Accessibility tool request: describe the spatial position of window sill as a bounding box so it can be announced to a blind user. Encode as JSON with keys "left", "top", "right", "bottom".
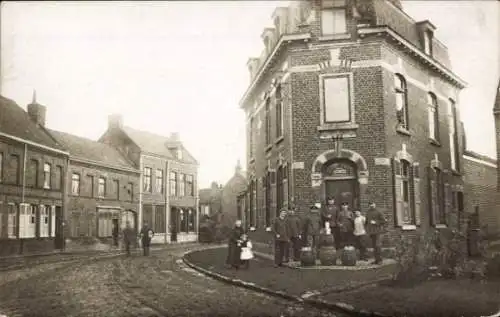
{"left": 275, "top": 136, "right": 284, "bottom": 145}
{"left": 435, "top": 224, "right": 447, "bottom": 229}
{"left": 429, "top": 138, "right": 441, "bottom": 147}
{"left": 265, "top": 144, "right": 273, "bottom": 152}
{"left": 317, "top": 123, "right": 359, "bottom": 132}
{"left": 318, "top": 33, "right": 351, "bottom": 41}
{"left": 396, "top": 126, "right": 412, "bottom": 136}
{"left": 401, "top": 225, "right": 417, "bottom": 231}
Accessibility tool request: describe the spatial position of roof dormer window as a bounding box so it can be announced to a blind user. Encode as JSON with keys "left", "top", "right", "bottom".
{"left": 423, "top": 30, "right": 432, "bottom": 56}
{"left": 417, "top": 20, "right": 436, "bottom": 57}
{"left": 177, "top": 148, "right": 183, "bottom": 160}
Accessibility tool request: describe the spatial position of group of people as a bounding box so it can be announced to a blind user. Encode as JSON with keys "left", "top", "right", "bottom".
{"left": 226, "top": 198, "right": 387, "bottom": 269}
{"left": 116, "top": 221, "right": 156, "bottom": 256}
{"left": 225, "top": 220, "right": 254, "bottom": 269}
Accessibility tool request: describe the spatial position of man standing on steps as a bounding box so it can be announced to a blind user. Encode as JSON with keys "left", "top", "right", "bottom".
{"left": 140, "top": 221, "right": 154, "bottom": 256}
{"left": 286, "top": 206, "right": 302, "bottom": 262}
{"left": 365, "top": 202, "right": 387, "bottom": 265}
{"left": 273, "top": 209, "right": 289, "bottom": 267}
{"left": 322, "top": 197, "right": 340, "bottom": 250}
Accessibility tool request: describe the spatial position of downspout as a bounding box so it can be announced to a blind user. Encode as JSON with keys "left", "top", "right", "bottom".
{"left": 21, "top": 144, "right": 27, "bottom": 203}
{"left": 62, "top": 155, "right": 70, "bottom": 250}
{"left": 165, "top": 159, "right": 169, "bottom": 244}
{"left": 195, "top": 170, "right": 199, "bottom": 242}
{"left": 138, "top": 155, "right": 143, "bottom": 230}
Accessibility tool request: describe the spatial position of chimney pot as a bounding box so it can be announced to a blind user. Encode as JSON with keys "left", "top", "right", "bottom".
{"left": 108, "top": 114, "right": 123, "bottom": 130}
{"left": 27, "top": 101, "right": 47, "bottom": 127}
{"left": 170, "top": 132, "right": 180, "bottom": 142}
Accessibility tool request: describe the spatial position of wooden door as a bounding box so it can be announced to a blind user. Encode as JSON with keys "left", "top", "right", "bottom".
{"left": 325, "top": 179, "right": 357, "bottom": 210}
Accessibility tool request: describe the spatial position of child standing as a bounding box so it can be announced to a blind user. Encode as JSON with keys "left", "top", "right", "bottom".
{"left": 353, "top": 210, "right": 368, "bottom": 261}
{"left": 239, "top": 233, "right": 254, "bottom": 269}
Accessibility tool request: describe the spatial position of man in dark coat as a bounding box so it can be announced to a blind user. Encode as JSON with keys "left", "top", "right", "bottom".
{"left": 286, "top": 206, "right": 302, "bottom": 261}
{"left": 123, "top": 221, "right": 136, "bottom": 256}
{"left": 365, "top": 202, "right": 387, "bottom": 264}
{"left": 303, "top": 203, "right": 322, "bottom": 258}
{"left": 226, "top": 220, "right": 244, "bottom": 269}
{"left": 338, "top": 202, "right": 354, "bottom": 248}
{"left": 322, "top": 197, "right": 341, "bottom": 250}
{"left": 273, "top": 209, "right": 289, "bottom": 267}
{"left": 140, "top": 221, "right": 154, "bottom": 256}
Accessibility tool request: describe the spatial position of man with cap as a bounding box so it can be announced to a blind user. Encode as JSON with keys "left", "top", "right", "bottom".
{"left": 286, "top": 205, "right": 302, "bottom": 262}
{"left": 365, "top": 202, "right": 387, "bottom": 264}
{"left": 338, "top": 202, "right": 354, "bottom": 248}
{"left": 273, "top": 209, "right": 290, "bottom": 267}
{"left": 303, "top": 203, "right": 322, "bottom": 258}
{"left": 323, "top": 197, "right": 341, "bottom": 250}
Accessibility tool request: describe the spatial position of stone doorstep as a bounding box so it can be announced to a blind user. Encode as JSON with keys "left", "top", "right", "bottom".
{"left": 253, "top": 251, "right": 396, "bottom": 270}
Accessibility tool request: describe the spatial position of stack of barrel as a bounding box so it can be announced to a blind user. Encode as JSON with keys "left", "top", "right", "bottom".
{"left": 318, "top": 232, "right": 337, "bottom": 265}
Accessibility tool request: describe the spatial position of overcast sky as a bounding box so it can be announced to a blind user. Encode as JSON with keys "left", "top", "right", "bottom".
{"left": 1, "top": 1, "right": 498, "bottom": 188}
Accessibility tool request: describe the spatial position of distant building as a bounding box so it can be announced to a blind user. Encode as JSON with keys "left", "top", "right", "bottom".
{"left": 47, "top": 129, "right": 140, "bottom": 244}
{"left": 199, "top": 182, "right": 222, "bottom": 218}
{"left": 100, "top": 115, "right": 199, "bottom": 243}
{"left": 240, "top": 0, "right": 467, "bottom": 244}
{"left": 0, "top": 94, "right": 69, "bottom": 256}
{"left": 221, "top": 161, "right": 247, "bottom": 227}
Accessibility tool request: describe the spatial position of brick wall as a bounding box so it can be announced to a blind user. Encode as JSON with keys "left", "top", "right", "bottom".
{"left": 463, "top": 154, "right": 500, "bottom": 234}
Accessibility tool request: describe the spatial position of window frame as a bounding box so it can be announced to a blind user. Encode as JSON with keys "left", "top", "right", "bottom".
{"left": 186, "top": 174, "right": 194, "bottom": 196}
{"left": 179, "top": 173, "right": 186, "bottom": 197}
{"left": 28, "top": 159, "right": 39, "bottom": 187}
{"left": 448, "top": 98, "right": 460, "bottom": 172}
{"left": 265, "top": 97, "right": 271, "bottom": 146}
{"left": 155, "top": 169, "right": 164, "bottom": 194}
{"left": 169, "top": 171, "right": 177, "bottom": 197}
{"left": 320, "top": 0, "right": 348, "bottom": 36}
{"left": 7, "top": 203, "right": 17, "bottom": 239}
{"left": 275, "top": 84, "right": 283, "bottom": 139}
{"left": 423, "top": 30, "right": 433, "bottom": 56}
{"left": 318, "top": 72, "right": 356, "bottom": 130}
{"left": 43, "top": 163, "right": 51, "bottom": 189}
{"left": 249, "top": 117, "right": 254, "bottom": 158}
{"left": 98, "top": 177, "right": 106, "bottom": 198}
{"left": 0, "top": 152, "right": 3, "bottom": 183}
{"left": 143, "top": 167, "right": 152, "bottom": 193}
{"left": 427, "top": 92, "right": 440, "bottom": 142}
{"left": 394, "top": 74, "right": 409, "bottom": 130}
{"left": 10, "top": 154, "right": 20, "bottom": 185}
{"left": 71, "top": 173, "right": 80, "bottom": 196}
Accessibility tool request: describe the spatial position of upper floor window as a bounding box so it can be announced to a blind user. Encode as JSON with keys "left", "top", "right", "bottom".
{"left": 113, "top": 180, "right": 119, "bottom": 199}
{"left": 87, "top": 175, "right": 94, "bottom": 197}
{"left": 427, "top": 93, "right": 440, "bottom": 142}
{"left": 156, "top": 169, "right": 164, "bottom": 193}
{"left": 321, "top": 74, "right": 351, "bottom": 124}
{"left": 448, "top": 99, "right": 460, "bottom": 172}
{"left": 143, "top": 167, "right": 152, "bottom": 192}
{"left": 128, "top": 182, "right": 134, "bottom": 201}
{"left": 275, "top": 85, "right": 283, "bottom": 139}
{"left": 0, "top": 153, "right": 3, "bottom": 182}
{"left": 176, "top": 148, "right": 183, "bottom": 160}
{"left": 321, "top": 0, "right": 347, "bottom": 35}
{"left": 186, "top": 174, "right": 194, "bottom": 196}
{"left": 423, "top": 30, "right": 433, "bottom": 56}
{"left": 179, "top": 173, "right": 186, "bottom": 197}
{"left": 265, "top": 97, "right": 271, "bottom": 146}
{"left": 27, "top": 159, "right": 39, "bottom": 187}
{"left": 249, "top": 117, "right": 255, "bottom": 157}
{"left": 43, "top": 163, "right": 51, "bottom": 189}
{"left": 169, "top": 171, "right": 177, "bottom": 196}
{"left": 54, "top": 166, "right": 63, "bottom": 190}
{"left": 429, "top": 167, "right": 446, "bottom": 226}
{"left": 7, "top": 154, "right": 20, "bottom": 185}
{"left": 98, "top": 177, "right": 106, "bottom": 197}
{"left": 71, "top": 173, "right": 80, "bottom": 195}
{"left": 395, "top": 74, "right": 409, "bottom": 130}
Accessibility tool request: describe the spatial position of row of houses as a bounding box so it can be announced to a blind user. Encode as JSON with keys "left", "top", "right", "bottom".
{"left": 231, "top": 0, "right": 500, "bottom": 245}
{"left": 0, "top": 94, "right": 199, "bottom": 256}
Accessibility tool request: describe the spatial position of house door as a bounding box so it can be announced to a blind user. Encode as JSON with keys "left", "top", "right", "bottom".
{"left": 54, "top": 206, "right": 64, "bottom": 250}
{"left": 170, "top": 207, "right": 178, "bottom": 242}
{"left": 325, "top": 179, "right": 358, "bottom": 210}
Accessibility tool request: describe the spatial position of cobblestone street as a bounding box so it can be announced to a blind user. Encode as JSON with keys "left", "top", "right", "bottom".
{"left": 0, "top": 245, "right": 344, "bottom": 317}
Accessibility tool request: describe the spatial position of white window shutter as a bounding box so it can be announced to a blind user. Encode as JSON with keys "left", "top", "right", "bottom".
{"left": 50, "top": 206, "right": 56, "bottom": 237}
{"left": 413, "top": 163, "right": 421, "bottom": 226}
{"left": 393, "top": 159, "right": 404, "bottom": 226}
{"left": 39, "top": 205, "right": 45, "bottom": 237}
{"left": 19, "top": 203, "right": 28, "bottom": 238}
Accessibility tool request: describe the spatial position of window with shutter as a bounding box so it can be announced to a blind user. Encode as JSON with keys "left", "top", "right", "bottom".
{"left": 50, "top": 206, "right": 56, "bottom": 237}
{"left": 393, "top": 159, "right": 404, "bottom": 226}
{"left": 444, "top": 183, "right": 452, "bottom": 224}
{"left": 19, "top": 203, "right": 28, "bottom": 238}
{"left": 413, "top": 163, "right": 421, "bottom": 226}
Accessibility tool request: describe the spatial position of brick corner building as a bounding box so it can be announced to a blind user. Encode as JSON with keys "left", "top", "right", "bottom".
{"left": 239, "top": 0, "right": 468, "bottom": 244}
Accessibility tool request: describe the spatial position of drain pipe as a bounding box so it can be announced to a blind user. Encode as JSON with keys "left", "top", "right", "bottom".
{"left": 21, "top": 144, "right": 27, "bottom": 202}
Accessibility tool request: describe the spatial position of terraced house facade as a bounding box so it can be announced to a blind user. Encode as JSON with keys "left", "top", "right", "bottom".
{"left": 100, "top": 116, "right": 199, "bottom": 243}
{"left": 240, "top": 0, "right": 468, "bottom": 244}
{"left": 0, "top": 95, "right": 68, "bottom": 256}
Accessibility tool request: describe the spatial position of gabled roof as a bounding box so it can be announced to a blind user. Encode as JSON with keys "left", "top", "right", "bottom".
{"left": 0, "top": 95, "right": 66, "bottom": 152}
{"left": 121, "top": 126, "right": 198, "bottom": 164}
{"left": 48, "top": 129, "right": 137, "bottom": 170}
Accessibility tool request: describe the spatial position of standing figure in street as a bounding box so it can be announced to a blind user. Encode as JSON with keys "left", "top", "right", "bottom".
{"left": 140, "top": 221, "right": 154, "bottom": 256}
{"left": 322, "top": 197, "right": 340, "bottom": 250}
{"left": 303, "top": 203, "right": 322, "bottom": 258}
{"left": 338, "top": 202, "right": 354, "bottom": 248}
{"left": 365, "top": 202, "right": 387, "bottom": 264}
{"left": 353, "top": 210, "right": 368, "bottom": 261}
{"left": 238, "top": 233, "right": 254, "bottom": 270}
{"left": 112, "top": 222, "right": 119, "bottom": 247}
{"left": 226, "top": 220, "right": 245, "bottom": 269}
{"left": 123, "top": 221, "right": 136, "bottom": 256}
{"left": 273, "top": 209, "right": 289, "bottom": 267}
{"left": 286, "top": 206, "right": 302, "bottom": 262}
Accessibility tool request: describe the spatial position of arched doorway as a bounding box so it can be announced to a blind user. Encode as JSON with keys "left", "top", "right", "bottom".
{"left": 322, "top": 159, "right": 359, "bottom": 210}
{"left": 121, "top": 209, "right": 136, "bottom": 231}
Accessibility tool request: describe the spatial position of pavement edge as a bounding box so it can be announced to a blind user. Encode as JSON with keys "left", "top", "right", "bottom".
{"left": 182, "top": 248, "right": 393, "bottom": 317}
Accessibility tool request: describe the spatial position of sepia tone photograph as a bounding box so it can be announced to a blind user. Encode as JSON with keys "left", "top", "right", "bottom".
{"left": 0, "top": 1, "right": 499, "bottom": 316}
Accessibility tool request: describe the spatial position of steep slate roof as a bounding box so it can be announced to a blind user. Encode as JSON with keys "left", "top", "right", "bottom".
{"left": 48, "top": 129, "right": 137, "bottom": 170}
{"left": 121, "top": 126, "right": 198, "bottom": 164}
{"left": 0, "top": 95, "right": 66, "bottom": 151}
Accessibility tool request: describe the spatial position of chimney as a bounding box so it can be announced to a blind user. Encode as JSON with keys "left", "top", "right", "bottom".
{"left": 235, "top": 159, "right": 242, "bottom": 175}
{"left": 170, "top": 132, "right": 180, "bottom": 143}
{"left": 108, "top": 114, "right": 123, "bottom": 130}
{"left": 27, "top": 90, "right": 47, "bottom": 127}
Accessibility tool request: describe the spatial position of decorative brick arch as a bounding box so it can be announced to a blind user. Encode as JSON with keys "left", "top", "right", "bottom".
{"left": 312, "top": 149, "right": 369, "bottom": 182}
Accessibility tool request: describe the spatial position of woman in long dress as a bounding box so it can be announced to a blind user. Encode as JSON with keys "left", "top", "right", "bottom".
{"left": 226, "top": 220, "right": 244, "bottom": 269}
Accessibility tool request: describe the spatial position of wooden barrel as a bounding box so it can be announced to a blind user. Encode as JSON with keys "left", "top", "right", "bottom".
{"left": 341, "top": 246, "right": 357, "bottom": 266}
{"left": 300, "top": 246, "right": 316, "bottom": 267}
{"left": 319, "top": 234, "right": 335, "bottom": 247}
{"left": 318, "top": 246, "right": 337, "bottom": 266}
